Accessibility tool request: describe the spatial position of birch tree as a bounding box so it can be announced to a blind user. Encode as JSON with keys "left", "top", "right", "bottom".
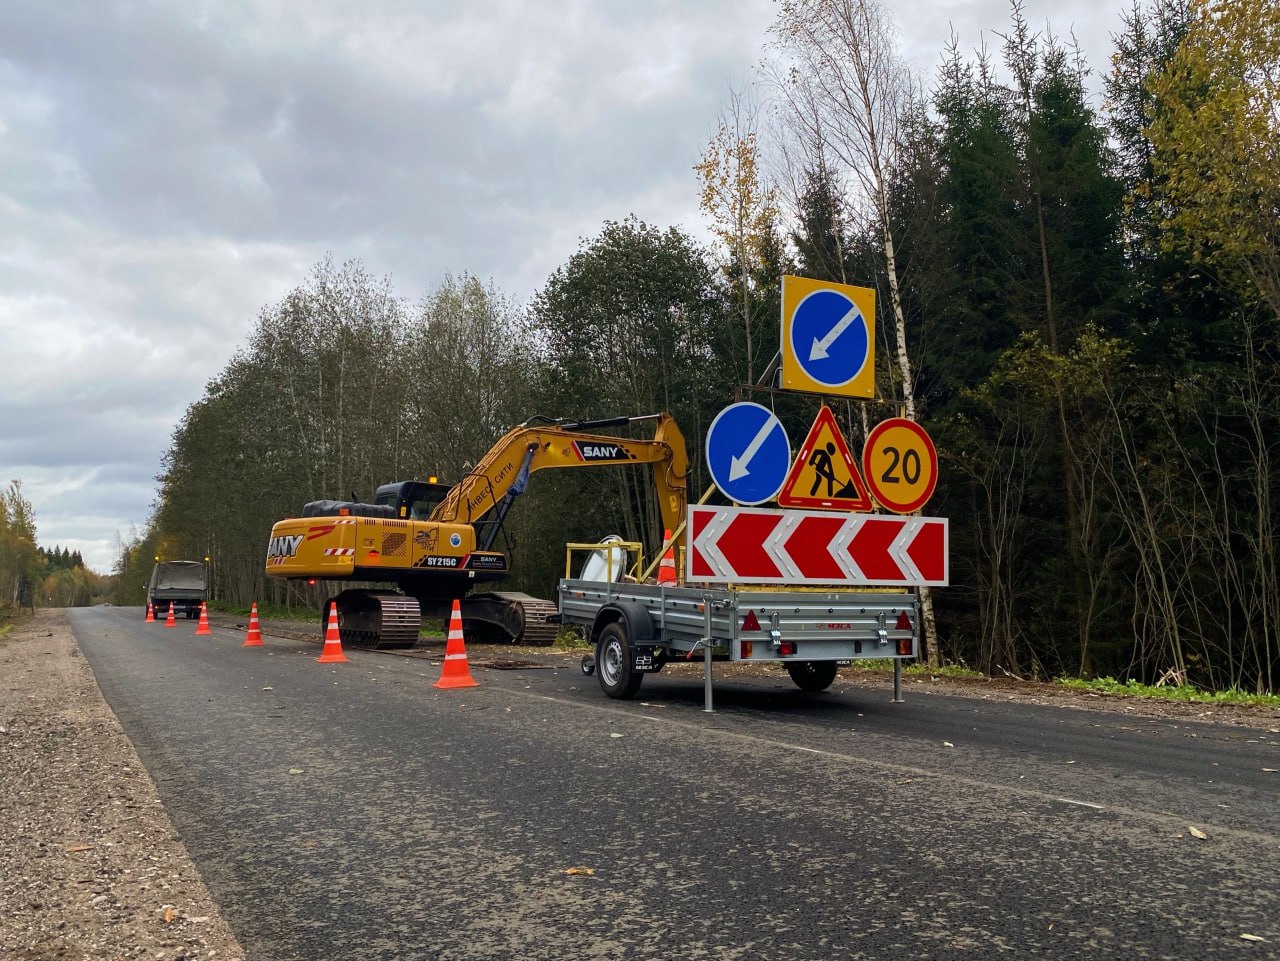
{"left": 769, "top": 0, "right": 941, "bottom": 664}
{"left": 0, "top": 481, "right": 38, "bottom": 612}
{"left": 769, "top": 0, "right": 919, "bottom": 418}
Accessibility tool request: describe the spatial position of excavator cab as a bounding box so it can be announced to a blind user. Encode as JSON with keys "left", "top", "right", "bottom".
{"left": 373, "top": 480, "right": 453, "bottom": 521}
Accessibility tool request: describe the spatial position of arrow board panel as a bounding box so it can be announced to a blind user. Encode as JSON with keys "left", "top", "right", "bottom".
{"left": 688, "top": 504, "right": 948, "bottom": 587}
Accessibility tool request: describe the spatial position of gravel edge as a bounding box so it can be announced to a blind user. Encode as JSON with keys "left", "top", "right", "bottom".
{"left": 0, "top": 608, "right": 245, "bottom": 960}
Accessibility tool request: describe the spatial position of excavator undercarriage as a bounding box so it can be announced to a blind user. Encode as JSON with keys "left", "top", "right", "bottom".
{"left": 324, "top": 590, "right": 422, "bottom": 649}
{"left": 323, "top": 589, "right": 561, "bottom": 650}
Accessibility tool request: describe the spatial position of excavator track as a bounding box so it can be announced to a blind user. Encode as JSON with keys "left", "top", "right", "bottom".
{"left": 461, "top": 592, "right": 560, "bottom": 646}
{"left": 327, "top": 590, "right": 421, "bottom": 649}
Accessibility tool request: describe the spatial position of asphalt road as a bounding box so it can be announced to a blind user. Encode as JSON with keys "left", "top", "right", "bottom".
{"left": 71, "top": 606, "right": 1279, "bottom": 960}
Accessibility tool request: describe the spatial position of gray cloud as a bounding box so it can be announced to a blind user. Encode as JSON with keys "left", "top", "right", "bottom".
{"left": 0, "top": 0, "right": 1124, "bottom": 573}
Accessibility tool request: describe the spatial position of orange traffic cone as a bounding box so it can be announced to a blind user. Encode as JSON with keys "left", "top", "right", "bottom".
{"left": 145, "top": 602, "right": 155, "bottom": 623}
{"left": 242, "top": 602, "right": 264, "bottom": 647}
{"left": 657, "top": 529, "right": 677, "bottom": 584}
{"left": 164, "top": 602, "right": 177, "bottom": 627}
{"left": 316, "top": 602, "right": 348, "bottom": 664}
{"left": 194, "top": 601, "right": 211, "bottom": 636}
{"left": 434, "top": 599, "right": 477, "bottom": 689}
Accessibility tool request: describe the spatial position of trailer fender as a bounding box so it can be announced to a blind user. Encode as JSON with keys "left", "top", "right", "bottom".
{"left": 589, "top": 601, "right": 656, "bottom": 646}
{"left": 586, "top": 601, "right": 666, "bottom": 675}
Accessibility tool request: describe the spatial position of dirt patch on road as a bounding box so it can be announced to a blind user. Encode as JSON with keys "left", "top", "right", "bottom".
{"left": 0, "top": 609, "right": 245, "bottom": 960}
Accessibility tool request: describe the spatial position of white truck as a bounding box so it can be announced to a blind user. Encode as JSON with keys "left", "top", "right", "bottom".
{"left": 559, "top": 537, "right": 919, "bottom": 705}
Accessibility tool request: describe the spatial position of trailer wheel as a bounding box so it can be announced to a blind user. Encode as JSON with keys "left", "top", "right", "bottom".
{"left": 786, "top": 660, "right": 838, "bottom": 692}
{"left": 596, "top": 622, "right": 643, "bottom": 700}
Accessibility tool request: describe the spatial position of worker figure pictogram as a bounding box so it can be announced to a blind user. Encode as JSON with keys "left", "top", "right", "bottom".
{"left": 808, "top": 442, "right": 862, "bottom": 500}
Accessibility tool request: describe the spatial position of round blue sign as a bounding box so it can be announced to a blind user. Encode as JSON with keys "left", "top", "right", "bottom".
{"left": 705, "top": 402, "right": 791, "bottom": 506}
{"left": 789, "top": 289, "right": 870, "bottom": 388}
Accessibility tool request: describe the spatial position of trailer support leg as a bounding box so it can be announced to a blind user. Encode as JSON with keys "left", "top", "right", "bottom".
{"left": 702, "top": 601, "right": 714, "bottom": 714}
{"left": 892, "top": 659, "right": 904, "bottom": 703}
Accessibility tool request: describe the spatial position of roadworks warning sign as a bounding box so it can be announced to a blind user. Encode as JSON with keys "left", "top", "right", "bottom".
{"left": 778, "top": 406, "right": 873, "bottom": 511}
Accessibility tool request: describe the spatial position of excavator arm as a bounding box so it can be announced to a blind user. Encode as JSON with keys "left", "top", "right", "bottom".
{"left": 431, "top": 412, "right": 689, "bottom": 542}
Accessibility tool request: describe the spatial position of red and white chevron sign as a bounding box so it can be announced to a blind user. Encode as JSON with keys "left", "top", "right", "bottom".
{"left": 688, "top": 505, "right": 948, "bottom": 586}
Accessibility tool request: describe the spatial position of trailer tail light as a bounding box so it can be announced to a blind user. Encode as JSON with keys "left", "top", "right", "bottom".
{"left": 306, "top": 578, "right": 316, "bottom": 586}
{"left": 742, "top": 610, "right": 760, "bottom": 631}
{"left": 740, "top": 640, "right": 753, "bottom": 659}
{"left": 895, "top": 611, "right": 912, "bottom": 630}
{"left": 778, "top": 641, "right": 796, "bottom": 656}
{"left": 367, "top": 550, "right": 380, "bottom": 560}
{"left": 897, "top": 638, "right": 912, "bottom": 656}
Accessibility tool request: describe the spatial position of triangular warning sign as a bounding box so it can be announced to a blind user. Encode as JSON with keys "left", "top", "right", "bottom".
{"left": 778, "top": 406, "right": 873, "bottom": 511}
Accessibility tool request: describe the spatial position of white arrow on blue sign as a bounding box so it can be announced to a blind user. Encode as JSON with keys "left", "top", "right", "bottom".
{"left": 705, "top": 402, "right": 791, "bottom": 506}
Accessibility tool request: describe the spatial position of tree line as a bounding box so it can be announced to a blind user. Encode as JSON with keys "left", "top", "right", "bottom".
{"left": 0, "top": 480, "right": 104, "bottom": 619}
{"left": 121, "top": 0, "right": 1277, "bottom": 694}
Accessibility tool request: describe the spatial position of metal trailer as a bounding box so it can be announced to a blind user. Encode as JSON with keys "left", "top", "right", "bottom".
{"left": 558, "top": 576, "right": 918, "bottom": 709}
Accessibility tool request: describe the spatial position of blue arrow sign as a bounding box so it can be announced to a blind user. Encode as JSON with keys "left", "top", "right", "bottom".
{"left": 789, "top": 288, "right": 870, "bottom": 388}
{"left": 705, "top": 402, "right": 791, "bottom": 506}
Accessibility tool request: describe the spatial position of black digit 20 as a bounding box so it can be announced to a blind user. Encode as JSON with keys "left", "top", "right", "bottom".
{"left": 880, "top": 446, "right": 921, "bottom": 485}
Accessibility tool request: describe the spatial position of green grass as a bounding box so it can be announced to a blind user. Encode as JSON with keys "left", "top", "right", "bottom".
{"left": 552, "top": 628, "right": 591, "bottom": 652}
{"left": 905, "top": 662, "right": 986, "bottom": 680}
{"left": 1058, "top": 676, "right": 1280, "bottom": 708}
{"left": 0, "top": 623, "right": 13, "bottom": 639}
{"left": 854, "top": 659, "right": 1277, "bottom": 706}
{"left": 209, "top": 600, "right": 315, "bottom": 622}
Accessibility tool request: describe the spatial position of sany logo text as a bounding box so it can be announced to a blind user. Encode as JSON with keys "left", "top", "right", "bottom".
{"left": 573, "top": 442, "right": 633, "bottom": 461}
{"left": 267, "top": 534, "right": 303, "bottom": 559}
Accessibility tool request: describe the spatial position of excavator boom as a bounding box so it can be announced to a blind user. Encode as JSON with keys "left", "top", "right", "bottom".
{"left": 432, "top": 412, "right": 688, "bottom": 538}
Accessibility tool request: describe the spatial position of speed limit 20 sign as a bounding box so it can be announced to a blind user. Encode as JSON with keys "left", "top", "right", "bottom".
{"left": 862, "top": 418, "right": 938, "bottom": 513}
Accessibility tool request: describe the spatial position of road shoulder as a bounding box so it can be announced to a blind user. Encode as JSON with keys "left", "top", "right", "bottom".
{"left": 0, "top": 608, "right": 245, "bottom": 960}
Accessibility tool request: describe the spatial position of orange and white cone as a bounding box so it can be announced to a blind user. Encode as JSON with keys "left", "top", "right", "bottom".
{"left": 164, "top": 602, "right": 177, "bottom": 628}
{"left": 434, "top": 599, "right": 478, "bottom": 689}
{"left": 657, "top": 529, "right": 677, "bottom": 584}
{"left": 194, "top": 601, "right": 211, "bottom": 636}
{"left": 242, "top": 602, "right": 264, "bottom": 647}
{"left": 145, "top": 602, "right": 155, "bottom": 623}
{"left": 316, "top": 602, "right": 348, "bottom": 664}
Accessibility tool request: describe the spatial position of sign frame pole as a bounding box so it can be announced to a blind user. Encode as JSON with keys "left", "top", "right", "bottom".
{"left": 702, "top": 596, "right": 715, "bottom": 714}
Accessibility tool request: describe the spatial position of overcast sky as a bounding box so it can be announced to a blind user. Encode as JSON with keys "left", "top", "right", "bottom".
{"left": 0, "top": 0, "right": 1125, "bottom": 575}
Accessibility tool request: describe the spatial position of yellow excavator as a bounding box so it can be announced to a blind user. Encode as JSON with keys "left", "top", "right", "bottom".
{"left": 264, "top": 412, "right": 689, "bottom": 648}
